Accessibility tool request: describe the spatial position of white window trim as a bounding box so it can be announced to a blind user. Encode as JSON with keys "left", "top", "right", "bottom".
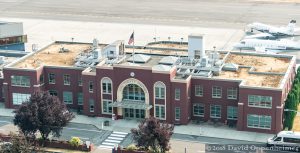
{"left": 247, "top": 114, "right": 271, "bottom": 130}
{"left": 175, "top": 88, "right": 180, "bottom": 100}
{"left": 48, "top": 73, "right": 55, "bottom": 84}
{"left": 193, "top": 103, "right": 205, "bottom": 117}
{"left": 248, "top": 95, "right": 272, "bottom": 109}
{"left": 63, "top": 74, "right": 71, "bottom": 85}
{"left": 102, "top": 99, "right": 113, "bottom": 114}
{"left": 210, "top": 105, "right": 221, "bottom": 118}
{"left": 12, "top": 93, "right": 31, "bottom": 105}
{"left": 154, "top": 81, "right": 166, "bottom": 99}
{"left": 227, "top": 88, "right": 237, "bottom": 100}
{"left": 212, "top": 86, "right": 222, "bottom": 99}
{"left": 227, "top": 106, "right": 238, "bottom": 120}
{"left": 195, "top": 85, "right": 203, "bottom": 97}
{"left": 63, "top": 91, "right": 73, "bottom": 104}
{"left": 101, "top": 77, "right": 112, "bottom": 94}
{"left": 89, "top": 81, "right": 94, "bottom": 93}
{"left": 155, "top": 104, "right": 166, "bottom": 120}
{"left": 11, "top": 76, "right": 31, "bottom": 87}
{"left": 89, "top": 99, "right": 95, "bottom": 113}
{"left": 175, "top": 107, "right": 181, "bottom": 121}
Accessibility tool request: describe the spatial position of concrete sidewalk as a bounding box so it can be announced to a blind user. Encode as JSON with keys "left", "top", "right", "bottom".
{"left": 71, "top": 114, "right": 273, "bottom": 143}
{"left": 0, "top": 104, "right": 273, "bottom": 143}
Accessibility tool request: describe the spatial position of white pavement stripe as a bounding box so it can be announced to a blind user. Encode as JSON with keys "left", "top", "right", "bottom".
{"left": 113, "top": 131, "right": 128, "bottom": 135}
{"left": 102, "top": 142, "right": 117, "bottom": 146}
{"left": 110, "top": 134, "right": 126, "bottom": 137}
{"left": 63, "top": 127, "right": 102, "bottom": 133}
{"left": 105, "top": 139, "right": 121, "bottom": 143}
{"left": 98, "top": 145, "right": 114, "bottom": 149}
{"left": 108, "top": 136, "right": 123, "bottom": 140}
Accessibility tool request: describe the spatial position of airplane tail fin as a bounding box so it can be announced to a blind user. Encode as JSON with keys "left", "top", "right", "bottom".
{"left": 287, "top": 20, "right": 296, "bottom": 33}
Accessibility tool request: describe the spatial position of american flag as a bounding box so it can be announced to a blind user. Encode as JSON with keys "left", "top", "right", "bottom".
{"left": 128, "top": 32, "right": 134, "bottom": 45}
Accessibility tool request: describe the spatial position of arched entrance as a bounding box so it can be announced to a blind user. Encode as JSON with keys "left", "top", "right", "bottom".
{"left": 123, "top": 84, "right": 146, "bottom": 119}
{"left": 113, "top": 78, "right": 152, "bottom": 119}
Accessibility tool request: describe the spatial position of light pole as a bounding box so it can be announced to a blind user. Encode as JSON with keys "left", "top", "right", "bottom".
{"left": 284, "top": 109, "right": 300, "bottom": 115}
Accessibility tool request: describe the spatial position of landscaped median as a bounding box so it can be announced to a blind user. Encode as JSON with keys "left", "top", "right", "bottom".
{"left": 0, "top": 133, "right": 93, "bottom": 152}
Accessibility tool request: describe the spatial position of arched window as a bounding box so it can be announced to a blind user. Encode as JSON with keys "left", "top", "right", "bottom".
{"left": 122, "top": 84, "right": 145, "bottom": 101}
{"left": 101, "top": 77, "right": 112, "bottom": 94}
{"left": 154, "top": 81, "right": 166, "bottom": 99}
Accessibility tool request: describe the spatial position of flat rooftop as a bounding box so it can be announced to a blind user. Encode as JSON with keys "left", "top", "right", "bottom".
{"left": 9, "top": 41, "right": 294, "bottom": 88}
{"left": 11, "top": 41, "right": 187, "bottom": 69}
{"left": 215, "top": 53, "right": 291, "bottom": 88}
{"left": 13, "top": 43, "right": 92, "bottom": 69}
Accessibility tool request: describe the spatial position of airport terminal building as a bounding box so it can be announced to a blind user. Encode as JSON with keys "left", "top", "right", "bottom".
{"left": 1, "top": 35, "right": 296, "bottom": 134}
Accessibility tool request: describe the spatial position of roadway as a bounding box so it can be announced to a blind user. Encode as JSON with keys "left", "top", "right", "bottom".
{"left": 0, "top": 116, "right": 294, "bottom": 153}
{"left": 0, "top": 0, "right": 300, "bottom": 28}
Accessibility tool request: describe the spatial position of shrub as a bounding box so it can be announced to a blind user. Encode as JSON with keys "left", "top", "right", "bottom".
{"left": 69, "top": 137, "right": 82, "bottom": 147}
{"left": 126, "top": 144, "right": 138, "bottom": 151}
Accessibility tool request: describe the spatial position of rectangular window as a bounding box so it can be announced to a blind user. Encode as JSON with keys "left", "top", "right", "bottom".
{"left": 155, "top": 87, "right": 165, "bottom": 99}
{"left": 78, "top": 77, "right": 82, "bottom": 86}
{"left": 248, "top": 95, "right": 272, "bottom": 108}
{"left": 63, "top": 91, "right": 73, "bottom": 104}
{"left": 78, "top": 93, "right": 83, "bottom": 105}
{"left": 227, "top": 88, "right": 237, "bottom": 99}
{"left": 175, "top": 88, "right": 180, "bottom": 100}
{"left": 12, "top": 93, "right": 31, "bottom": 105}
{"left": 102, "top": 82, "right": 112, "bottom": 94}
{"left": 49, "top": 73, "right": 55, "bottom": 84}
{"left": 63, "top": 74, "right": 70, "bottom": 85}
{"left": 212, "top": 86, "right": 222, "bottom": 98}
{"left": 155, "top": 105, "right": 165, "bottom": 119}
{"left": 102, "top": 99, "right": 112, "bottom": 114}
{"left": 195, "top": 85, "right": 203, "bottom": 97}
{"left": 89, "top": 99, "right": 94, "bottom": 112}
{"left": 49, "top": 90, "right": 58, "bottom": 96}
{"left": 227, "top": 106, "right": 238, "bottom": 120}
{"left": 193, "top": 103, "right": 205, "bottom": 117}
{"left": 210, "top": 105, "right": 221, "bottom": 118}
{"left": 175, "top": 107, "right": 181, "bottom": 120}
{"left": 89, "top": 81, "right": 93, "bottom": 93}
{"left": 11, "top": 76, "right": 30, "bottom": 87}
{"left": 247, "top": 114, "right": 271, "bottom": 129}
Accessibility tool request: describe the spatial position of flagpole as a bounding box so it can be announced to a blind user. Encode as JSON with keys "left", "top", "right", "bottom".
{"left": 132, "top": 31, "right": 135, "bottom": 64}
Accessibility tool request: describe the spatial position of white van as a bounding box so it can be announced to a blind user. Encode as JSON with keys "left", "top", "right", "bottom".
{"left": 267, "top": 131, "right": 300, "bottom": 149}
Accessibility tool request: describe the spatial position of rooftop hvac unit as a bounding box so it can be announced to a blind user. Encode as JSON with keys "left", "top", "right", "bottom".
{"left": 200, "top": 57, "right": 208, "bottom": 67}
{"left": 188, "top": 34, "right": 205, "bottom": 60}
{"left": 194, "top": 50, "right": 201, "bottom": 59}
{"left": 92, "top": 38, "right": 99, "bottom": 49}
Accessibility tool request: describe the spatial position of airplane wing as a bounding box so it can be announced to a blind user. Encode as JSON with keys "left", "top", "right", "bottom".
{"left": 245, "top": 33, "right": 274, "bottom": 39}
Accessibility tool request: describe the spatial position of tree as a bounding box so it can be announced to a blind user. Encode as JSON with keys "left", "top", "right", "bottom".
{"left": 0, "top": 132, "right": 32, "bottom": 153}
{"left": 283, "top": 67, "right": 300, "bottom": 130}
{"left": 13, "top": 91, "right": 74, "bottom": 141}
{"left": 131, "top": 117, "right": 174, "bottom": 153}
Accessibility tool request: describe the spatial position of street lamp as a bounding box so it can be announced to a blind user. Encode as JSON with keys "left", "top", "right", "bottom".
{"left": 284, "top": 109, "right": 298, "bottom": 112}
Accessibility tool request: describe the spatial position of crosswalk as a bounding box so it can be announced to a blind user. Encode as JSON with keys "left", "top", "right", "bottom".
{"left": 98, "top": 131, "right": 128, "bottom": 149}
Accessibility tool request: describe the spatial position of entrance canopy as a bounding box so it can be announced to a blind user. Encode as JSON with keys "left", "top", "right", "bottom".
{"left": 109, "top": 100, "right": 153, "bottom": 110}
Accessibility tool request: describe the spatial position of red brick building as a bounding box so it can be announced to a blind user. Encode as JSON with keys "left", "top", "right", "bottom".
{"left": 2, "top": 35, "right": 296, "bottom": 134}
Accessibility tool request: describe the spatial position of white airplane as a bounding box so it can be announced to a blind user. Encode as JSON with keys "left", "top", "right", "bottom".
{"left": 247, "top": 20, "right": 299, "bottom": 36}
{"left": 233, "top": 39, "right": 300, "bottom": 53}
